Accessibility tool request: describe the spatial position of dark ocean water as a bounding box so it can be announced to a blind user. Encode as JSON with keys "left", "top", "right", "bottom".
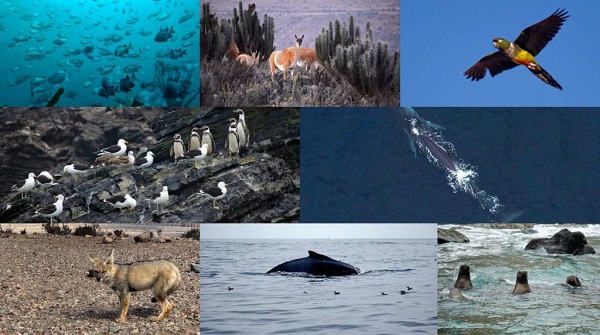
{"left": 200, "top": 238, "right": 437, "bottom": 334}
{"left": 301, "top": 107, "right": 600, "bottom": 223}
{"left": 438, "top": 224, "right": 600, "bottom": 334}
{"left": 0, "top": 0, "right": 199, "bottom": 107}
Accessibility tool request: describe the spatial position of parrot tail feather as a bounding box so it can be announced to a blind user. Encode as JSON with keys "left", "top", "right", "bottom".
{"left": 529, "top": 65, "right": 562, "bottom": 90}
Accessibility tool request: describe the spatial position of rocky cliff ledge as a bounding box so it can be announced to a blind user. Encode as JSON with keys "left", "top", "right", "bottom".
{"left": 0, "top": 107, "right": 300, "bottom": 223}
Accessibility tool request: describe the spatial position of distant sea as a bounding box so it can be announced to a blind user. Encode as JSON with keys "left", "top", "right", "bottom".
{"left": 302, "top": 107, "right": 600, "bottom": 223}
{"left": 200, "top": 238, "right": 437, "bottom": 334}
{"left": 439, "top": 224, "right": 600, "bottom": 334}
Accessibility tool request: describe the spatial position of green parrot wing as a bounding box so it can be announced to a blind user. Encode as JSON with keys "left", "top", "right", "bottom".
{"left": 464, "top": 51, "right": 518, "bottom": 81}
{"left": 514, "top": 8, "right": 569, "bottom": 56}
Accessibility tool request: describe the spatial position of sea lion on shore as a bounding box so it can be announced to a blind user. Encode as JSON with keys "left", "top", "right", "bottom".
{"left": 454, "top": 264, "right": 473, "bottom": 289}
{"left": 566, "top": 275, "right": 582, "bottom": 288}
{"left": 512, "top": 270, "right": 531, "bottom": 294}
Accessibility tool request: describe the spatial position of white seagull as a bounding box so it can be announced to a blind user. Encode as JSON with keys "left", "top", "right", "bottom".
{"left": 63, "top": 164, "right": 94, "bottom": 178}
{"left": 199, "top": 182, "right": 228, "bottom": 209}
{"left": 147, "top": 186, "right": 169, "bottom": 213}
{"left": 178, "top": 143, "right": 209, "bottom": 169}
{"left": 34, "top": 194, "right": 64, "bottom": 224}
{"left": 134, "top": 151, "right": 154, "bottom": 168}
{"left": 11, "top": 172, "right": 36, "bottom": 199}
{"left": 103, "top": 193, "right": 137, "bottom": 214}
{"left": 35, "top": 171, "right": 59, "bottom": 193}
{"left": 96, "top": 139, "right": 128, "bottom": 157}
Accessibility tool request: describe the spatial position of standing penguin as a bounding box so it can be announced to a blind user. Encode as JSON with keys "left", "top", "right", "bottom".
{"left": 189, "top": 127, "right": 201, "bottom": 151}
{"left": 200, "top": 126, "right": 216, "bottom": 156}
{"left": 169, "top": 133, "right": 186, "bottom": 162}
{"left": 224, "top": 118, "right": 239, "bottom": 156}
{"left": 233, "top": 109, "right": 250, "bottom": 148}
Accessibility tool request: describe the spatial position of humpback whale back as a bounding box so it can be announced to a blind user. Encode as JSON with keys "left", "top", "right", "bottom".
{"left": 267, "top": 250, "right": 360, "bottom": 276}
{"left": 307, "top": 250, "right": 335, "bottom": 260}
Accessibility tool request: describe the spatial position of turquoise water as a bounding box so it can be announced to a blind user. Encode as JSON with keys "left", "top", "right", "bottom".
{"left": 438, "top": 225, "right": 600, "bottom": 334}
{"left": 0, "top": 0, "right": 199, "bottom": 107}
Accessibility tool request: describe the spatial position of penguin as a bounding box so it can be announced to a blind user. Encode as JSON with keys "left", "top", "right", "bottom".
{"left": 169, "top": 133, "right": 186, "bottom": 162}
{"left": 224, "top": 118, "right": 239, "bottom": 156}
{"left": 189, "top": 127, "right": 201, "bottom": 151}
{"left": 233, "top": 109, "right": 250, "bottom": 148}
{"left": 201, "top": 125, "right": 216, "bottom": 156}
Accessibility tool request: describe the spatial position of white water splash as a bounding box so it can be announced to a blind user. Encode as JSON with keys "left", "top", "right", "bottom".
{"left": 411, "top": 119, "right": 503, "bottom": 216}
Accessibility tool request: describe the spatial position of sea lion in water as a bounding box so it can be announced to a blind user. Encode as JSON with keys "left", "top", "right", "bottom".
{"left": 454, "top": 264, "right": 473, "bottom": 289}
{"left": 512, "top": 271, "right": 532, "bottom": 294}
{"left": 566, "top": 275, "right": 582, "bottom": 288}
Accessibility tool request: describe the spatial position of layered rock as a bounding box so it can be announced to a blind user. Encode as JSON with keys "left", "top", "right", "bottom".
{"left": 0, "top": 107, "right": 300, "bottom": 223}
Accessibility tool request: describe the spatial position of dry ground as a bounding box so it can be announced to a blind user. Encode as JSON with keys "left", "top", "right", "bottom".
{"left": 0, "top": 227, "right": 199, "bottom": 335}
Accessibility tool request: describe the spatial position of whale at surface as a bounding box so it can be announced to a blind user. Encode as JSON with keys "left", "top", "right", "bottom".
{"left": 266, "top": 250, "right": 360, "bottom": 276}
{"left": 416, "top": 134, "right": 457, "bottom": 172}
{"left": 398, "top": 107, "right": 445, "bottom": 158}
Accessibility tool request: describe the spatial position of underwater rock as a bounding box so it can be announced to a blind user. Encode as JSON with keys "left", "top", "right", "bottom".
{"left": 524, "top": 228, "right": 596, "bottom": 255}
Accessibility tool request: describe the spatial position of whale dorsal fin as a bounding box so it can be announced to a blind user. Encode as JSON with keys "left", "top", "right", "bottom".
{"left": 308, "top": 250, "right": 333, "bottom": 260}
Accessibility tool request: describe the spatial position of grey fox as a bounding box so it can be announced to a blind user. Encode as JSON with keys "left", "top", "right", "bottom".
{"left": 89, "top": 249, "right": 181, "bottom": 322}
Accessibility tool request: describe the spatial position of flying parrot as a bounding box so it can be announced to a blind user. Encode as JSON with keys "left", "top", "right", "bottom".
{"left": 464, "top": 8, "right": 569, "bottom": 90}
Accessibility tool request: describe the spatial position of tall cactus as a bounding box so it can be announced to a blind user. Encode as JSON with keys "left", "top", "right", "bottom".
{"left": 201, "top": 2, "right": 274, "bottom": 62}
{"left": 315, "top": 16, "right": 399, "bottom": 96}
{"left": 232, "top": 1, "right": 274, "bottom": 61}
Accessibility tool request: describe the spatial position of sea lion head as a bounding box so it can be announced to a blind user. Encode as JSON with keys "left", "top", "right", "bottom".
{"left": 454, "top": 264, "right": 473, "bottom": 289}
{"left": 512, "top": 270, "right": 532, "bottom": 294}
{"left": 516, "top": 271, "right": 528, "bottom": 284}
{"left": 566, "top": 275, "right": 582, "bottom": 287}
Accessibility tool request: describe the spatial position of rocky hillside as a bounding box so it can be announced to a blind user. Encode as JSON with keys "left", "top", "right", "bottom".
{"left": 0, "top": 107, "right": 300, "bottom": 223}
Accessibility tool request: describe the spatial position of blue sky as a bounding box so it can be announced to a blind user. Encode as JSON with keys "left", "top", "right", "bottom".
{"left": 201, "top": 224, "right": 436, "bottom": 239}
{"left": 401, "top": 0, "right": 600, "bottom": 106}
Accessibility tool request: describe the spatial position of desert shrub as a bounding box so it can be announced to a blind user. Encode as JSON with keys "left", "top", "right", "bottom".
{"left": 201, "top": 58, "right": 393, "bottom": 107}
{"left": 182, "top": 228, "right": 199, "bottom": 240}
{"left": 114, "top": 229, "right": 124, "bottom": 238}
{"left": 0, "top": 224, "right": 14, "bottom": 234}
{"left": 20, "top": 229, "right": 26, "bottom": 235}
{"left": 43, "top": 223, "right": 72, "bottom": 235}
{"left": 73, "top": 224, "right": 99, "bottom": 236}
